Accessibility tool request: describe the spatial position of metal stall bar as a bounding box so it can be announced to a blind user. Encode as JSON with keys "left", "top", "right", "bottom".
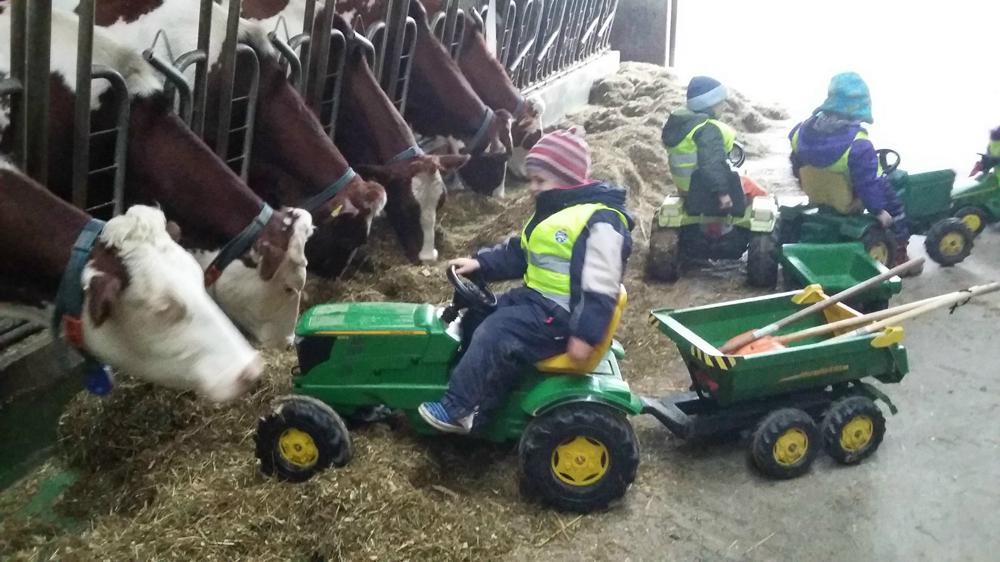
{"left": 222, "top": 44, "right": 259, "bottom": 179}
{"left": 268, "top": 19, "right": 304, "bottom": 91}
{"left": 4, "top": 0, "right": 27, "bottom": 170}
{"left": 306, "top": 0, "right": 336, "bottom": 111}
{"left": 71, "top": 0, "right": 94, "bottom": 211}
{"left": 380, "top": 0, "right": 410, "bottom": 98}
{"left": 391, "top": 17, "right": 417, "bottom": 114}
{"left": 213, "top": 0, "right": 242, "bottom": 163}
{"left": 507, "top": 0, "right": 543, "bottom": 89}
{"left": 297, "top": 0, "right": 317, "bottom": 95}
{"left": 23, "top": 0, "right": 51, "bottom": 184}
{"left": 190, "top": 0, "right": 213, "bottom": 136}
{"left": 311, "top": 27, "right": 346, "bottom": 141}
{"left": 442, "top": 0, "right": 459, "bottom": 56}
{"left": 83, "top": 67, "right": 130, "bottom": 217}
{"left": 366, "top": 21, "right": 386, "bottom": 82}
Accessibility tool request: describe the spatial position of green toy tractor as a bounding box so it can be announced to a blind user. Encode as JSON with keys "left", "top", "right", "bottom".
{"left": 647, "top": 144, "right": 780, "bottom": 287}
{"left": 255, "top": 267, "right": 641, "bottom": 513}
{"left": 950, "top": 154, "right": 1000, "bottom": 237}
{"left": 779, "top": 149, "right": 980, "bottom": 267}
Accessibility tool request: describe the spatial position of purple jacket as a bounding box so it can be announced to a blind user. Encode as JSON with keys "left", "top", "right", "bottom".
{"left": 790, "top": 115, "right": 891, "bottom": 214}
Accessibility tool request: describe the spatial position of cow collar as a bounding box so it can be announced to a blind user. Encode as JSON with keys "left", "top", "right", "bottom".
{"left": 52, "top": 218, "right": 114, "bottom": 396}
{"left": 301, "top": 168, "right": 358, "bottom": 214}
{"left": 204, "top": 204, "right": 274, "bottom": 287}
{"left": 387, "top": 145, "right": 425, "bottom": 164}
{"left": 465, "top": 107, "right": 496, "bottom": 155}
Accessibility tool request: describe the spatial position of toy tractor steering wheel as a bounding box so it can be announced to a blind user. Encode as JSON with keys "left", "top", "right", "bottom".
{"left": 446, "top": 265, "right": 498, "bottom": 313}
{"left": 876, "top": 148, "right": 901, "bottom": 175}
{"left": 728, "top": 143, "right": 747, "bottom": 168}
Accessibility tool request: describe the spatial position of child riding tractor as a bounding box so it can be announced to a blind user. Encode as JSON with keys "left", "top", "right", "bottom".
{"left": 649, "top": 76, "right": 779, "bottom": 287}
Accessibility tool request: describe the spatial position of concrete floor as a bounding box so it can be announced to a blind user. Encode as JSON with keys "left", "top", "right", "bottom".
{"left": 509, "top": 233, "right": 1000, "bottom": 562}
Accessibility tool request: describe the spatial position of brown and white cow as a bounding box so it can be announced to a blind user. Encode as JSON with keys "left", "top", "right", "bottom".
{"left": 245, "top": 0, "right": 469, "bottom": 263}
{"left": 0, "top": 160, "right": 261, "bottom": 402}
{"left": 338, "top": 0, "right": 514, "bottom": 197}
{"left": 65, "top": 0, "right": 389, "bottom": 277}
{"left": 1, "top": 3, "right": 311, "bottom": 348}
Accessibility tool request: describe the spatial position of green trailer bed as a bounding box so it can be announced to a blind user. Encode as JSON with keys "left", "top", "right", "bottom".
{"left": 649, "top": 289, "right": 908, "bottom": 407}
{"left": 780, "top": 242, "right": 902, "bottom": 308}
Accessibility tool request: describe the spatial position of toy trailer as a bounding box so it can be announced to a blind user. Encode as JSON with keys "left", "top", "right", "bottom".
{"left": 781, "top": 242, "right": 902, "bottom": 312}
{"left": 643, "top": 288, "right": 907, "bottom": 478}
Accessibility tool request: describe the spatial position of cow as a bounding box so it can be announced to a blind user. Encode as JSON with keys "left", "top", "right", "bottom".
{"left": 1, "top": 3, "right": 312, "bottom": 348}
{"left": 243, "top": 0, "right": 470, "bottom": 263}
{"left": 0, "top": 160, "right": 262, "bottom": 402}
{"left": 338, "top": 0, "right": 515, "bottom": 197}
{"left": 52, "top": 0, "right": 388, "bottom": 277}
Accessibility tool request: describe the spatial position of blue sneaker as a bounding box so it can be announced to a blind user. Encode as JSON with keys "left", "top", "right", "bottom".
{"left": 418, "top": 402, "right": 473, "bottom": 434}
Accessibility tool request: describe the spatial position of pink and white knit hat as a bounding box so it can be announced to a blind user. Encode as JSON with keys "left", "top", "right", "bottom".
{"left": 524, "top": 127, "right": 591, "bottom": 186}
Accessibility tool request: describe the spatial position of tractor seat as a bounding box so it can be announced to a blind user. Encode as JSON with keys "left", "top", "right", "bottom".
{"left": 536, "top": 286, "right": 627, "bottom": 375}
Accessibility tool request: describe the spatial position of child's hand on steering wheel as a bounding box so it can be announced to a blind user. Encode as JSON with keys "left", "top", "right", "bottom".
{"left": 448, "top": 257, "right": 481, "bottom": 275}
{"left": 876, "top": 210, "right": 894, "bottom": 228}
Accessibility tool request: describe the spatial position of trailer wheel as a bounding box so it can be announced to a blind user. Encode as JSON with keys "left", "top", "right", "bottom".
{"left": 519, "top": 404, "right": 639, "bottom": 513}
{"left": 821, "top": 396, "right": 886, "bottom": 465}
{"left": 925, "top": 218, "right": 974, "bottom": 266}
{"left": 953, "top": 206, "right": 988, "bottom": 237}
{"left": 751, "top": 408, "right": 820, "bottom": 479}
{"left": 255, "top": 396, "right": 352, "bottom": 483}
{"left": 647, "top": 224, "right": 681, "bottom": 282}
{"left": 861, "top": 227, "right": 896, "bottom": 267}
{"left": 747, "top": 233, "right": 779, "bottom": 288}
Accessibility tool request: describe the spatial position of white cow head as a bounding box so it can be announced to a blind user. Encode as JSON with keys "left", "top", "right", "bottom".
{"left": 81, "top": 206, "right": 262, "bottom": 402}
{"left": 198, "top": 208, "right": 314, "bottom": 348}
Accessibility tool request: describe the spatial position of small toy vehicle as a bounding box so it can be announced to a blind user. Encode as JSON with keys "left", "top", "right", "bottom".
{"left": 950, "top": 154, "right": 1000, "bottom": 236}
{"left": 645, "top": 287, "right": 907, "bottom": 478}
{"left": 779, "top": 150, "right": 977, "bottom": 267}
{"left": 647, "top": 144, "right": 780, "bottom": 287}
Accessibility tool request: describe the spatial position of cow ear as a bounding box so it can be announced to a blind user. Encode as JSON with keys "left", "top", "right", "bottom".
{"left": 257, "top": 240, "right": 285, "bottom": 282}
{"left": 86, "top": 273, "right": 123, "bottom": 327}
{"left": 166, "top": 221, "right": 182, "bottom": 242}
{"left": 434, "top": 154, "right": 471, "bottom": 172}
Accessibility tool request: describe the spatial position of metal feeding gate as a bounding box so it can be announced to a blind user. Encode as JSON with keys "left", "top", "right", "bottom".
{"left": 267, "top": 0, "right": 348, "bottom": 140}
{"left": 142, "top": 0, "right": 260, "bottom": 180}
{"left": 365, "top": 1, "right": 418, "bottom": 115}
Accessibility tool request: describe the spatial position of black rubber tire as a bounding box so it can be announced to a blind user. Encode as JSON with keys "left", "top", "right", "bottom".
{"left": 747, "top": 233, "right": 779, "bottom": 288}
{"left": 953, "top": 206, "right": 988, "bottom": 237}
{"left": 821, "top": 396, "right": 886, "bottom": 465}
{"left": 924, "top": 218, "right": 974, "bottom": 266}
{"left": 647, "top": 222, "right": 681, "bottom": 282}
{"left": 861, "top": 227, "right": 896, "bottom": 267}
{"left": 519, "top": 404, "right": 639, "bottom": 513}
{"left": 255, "top": 395, "right": 353, "bottom": 483}
{"left": 750, "top": 408, "right": 820, "bottom": 479}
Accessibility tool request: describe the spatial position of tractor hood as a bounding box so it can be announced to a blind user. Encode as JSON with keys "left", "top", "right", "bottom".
{"left": 296, "top": 303, "right": 440, "bottom": 337}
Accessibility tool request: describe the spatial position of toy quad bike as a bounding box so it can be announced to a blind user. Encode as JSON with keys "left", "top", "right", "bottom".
{"left": 647, "top": 144, "right": 780, "bottom": 287}
{"left": 779, "top": 149, "right": 977, "bottom": 267}
{"left": 255, "top": 266, "right": 642, "bottom": 513}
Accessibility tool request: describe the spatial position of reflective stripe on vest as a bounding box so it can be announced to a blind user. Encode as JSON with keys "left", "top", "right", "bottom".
{"left": 989, "top": 139, "right": 1000, "bottom": 159}
{"left": 520, "top": 203, "right": 627, "bottom": 310}
{"left": 666, "top": 119, "right": 737, "bottom": 192}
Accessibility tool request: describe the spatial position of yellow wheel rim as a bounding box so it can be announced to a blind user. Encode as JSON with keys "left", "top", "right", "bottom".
{"left": 278, "top": 428, "right": 319, "bottom": 469}
{"left": 938, "top": 232, "right": 966, "bottom": 257}
{"left": 839, "top": 415, "right": 874, "bottom": 452}
{"left": 551, "top": 436, "right": 610, "bottom": 487}
{"left": 772, "top": 428, "right": 809, "bottom": 466}
{"left": 868, "top": 243, "right": 890, "bottom": 265}
{"left": 961, "top": 213, "right": 982, "bottom": 233}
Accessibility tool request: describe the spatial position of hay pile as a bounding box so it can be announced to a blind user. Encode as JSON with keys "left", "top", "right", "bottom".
{"left": 0, "top": 62, "right": 794, "bottom": 561}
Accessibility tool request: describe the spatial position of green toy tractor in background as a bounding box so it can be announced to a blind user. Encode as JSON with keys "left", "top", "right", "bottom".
{"left": 647, "top": 144, "right": 781, "bottom": 287}
{"left": 779, "top": 149, "right": 986, "bottom": 267}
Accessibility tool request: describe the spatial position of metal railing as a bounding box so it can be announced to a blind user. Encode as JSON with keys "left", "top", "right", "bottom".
{"left": 142, "top": 0, "right": 259, "bottom": 180}
{"left": 366, "top": 16, "right": 417, "bottom": 114}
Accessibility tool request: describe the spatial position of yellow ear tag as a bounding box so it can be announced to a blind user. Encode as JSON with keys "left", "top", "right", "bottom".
{"left": 330, "top": 205, "right": 343, "bottom": 219}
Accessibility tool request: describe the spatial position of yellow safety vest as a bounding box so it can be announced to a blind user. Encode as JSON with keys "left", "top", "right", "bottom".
{"left": 520, "top": 203, "right": 627, "bottom": 310}
{"left": 791, "top": 128, "right": 881, "bottom": 214}
{"left": 666, "top": 119, "right": 737, "bottom": 192}
{"left": 989, "top": 139, "right": 1000, "bottom": 159}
